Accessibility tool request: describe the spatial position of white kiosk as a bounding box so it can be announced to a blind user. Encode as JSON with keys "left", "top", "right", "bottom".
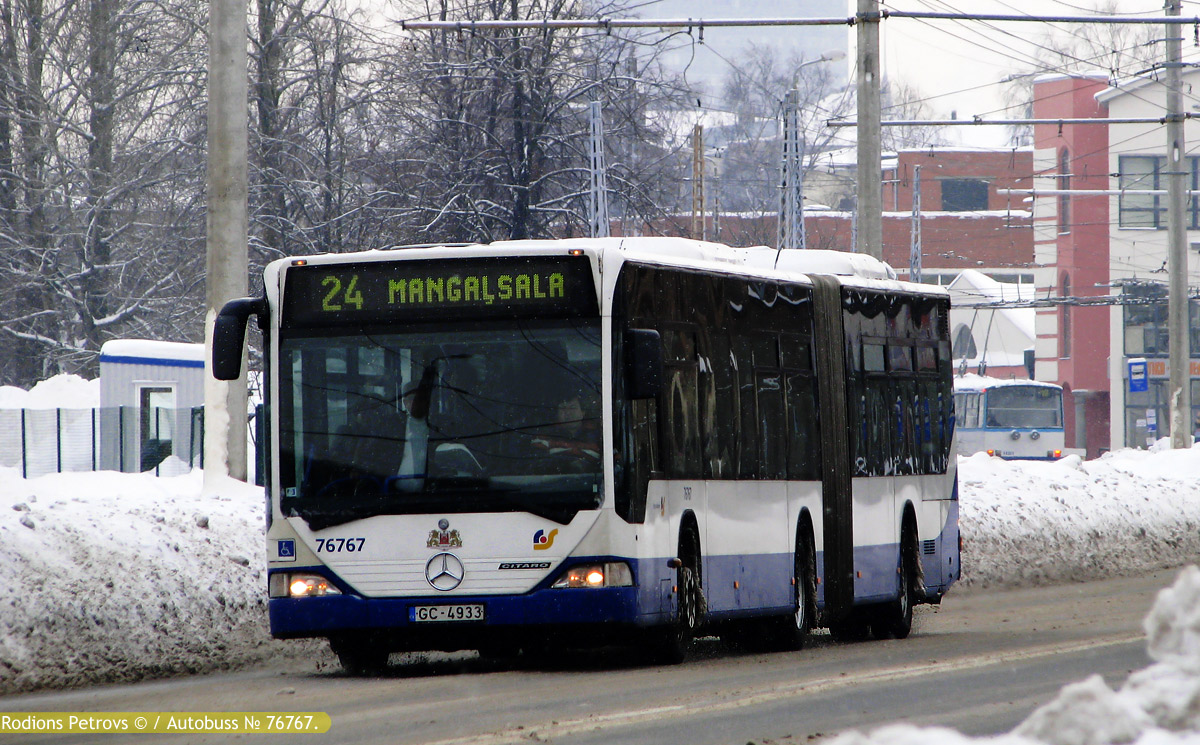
{"left": 98, "top": 339, "right": 205, "bottom": 474}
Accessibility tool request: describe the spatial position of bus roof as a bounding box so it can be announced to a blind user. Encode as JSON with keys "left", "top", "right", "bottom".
{"left": 344, "top": 237, "right": 938, "bottom": 296}
{"left": 952, "top": 373, "right": 1063, "bottom": 392}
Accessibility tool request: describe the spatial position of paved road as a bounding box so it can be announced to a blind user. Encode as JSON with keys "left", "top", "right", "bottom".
{"left": 1, "top": 569, "right": 1174, "bottom": 745}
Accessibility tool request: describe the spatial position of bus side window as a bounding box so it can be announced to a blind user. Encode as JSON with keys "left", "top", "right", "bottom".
{"left": 662, "top": 327, "right": 701, "bottom": 479}
{"left": 734, "top": 334, "right": 759, "bottom": 479}
{"left": 965, "top": 393, "right": 980, "bottom": 428}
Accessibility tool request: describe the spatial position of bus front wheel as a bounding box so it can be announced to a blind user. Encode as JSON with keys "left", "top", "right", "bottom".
{"left": 646, "top": 531, "right": 703, "bottom": 664}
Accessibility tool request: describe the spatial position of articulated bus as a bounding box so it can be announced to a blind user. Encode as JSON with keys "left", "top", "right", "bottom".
{"left": 953, "top": 376, "right": 1065, "bottom": 460}
{"left": 212, "top": 238, "right": 960, "bottom": 671}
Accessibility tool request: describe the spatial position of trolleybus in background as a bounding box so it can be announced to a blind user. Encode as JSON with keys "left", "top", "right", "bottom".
{"left": 212, "top": 238, "right": 960, "bottom": 672}
{"left": 953, "top": 375, "right": 1065, "bottom": 460}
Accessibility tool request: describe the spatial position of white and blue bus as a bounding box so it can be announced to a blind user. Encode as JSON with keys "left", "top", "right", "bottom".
{"left": 212, "top": 238, "right": 960, "bottom": 671}
{"left": 953, "top": 376, "right": 1065, "bottom": 460}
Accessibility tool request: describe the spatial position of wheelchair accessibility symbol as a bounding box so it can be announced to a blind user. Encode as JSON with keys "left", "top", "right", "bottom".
{"left": 277, "top": 539, "right": 297, "bottom": 561}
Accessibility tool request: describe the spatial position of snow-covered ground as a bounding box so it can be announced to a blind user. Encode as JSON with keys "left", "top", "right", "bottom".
{"left": 2, "top": 375, "right": 1200, "bottom": 745}
{"left": 834, "top": 565, "right": 1200, "bottom": 745}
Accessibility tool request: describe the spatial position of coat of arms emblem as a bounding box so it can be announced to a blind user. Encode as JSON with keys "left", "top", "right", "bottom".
{"left": 427, "top": 519, "right": 463, "bottom": 548}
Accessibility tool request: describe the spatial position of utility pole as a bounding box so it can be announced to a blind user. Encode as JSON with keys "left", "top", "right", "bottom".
{"left": 910, "top": 165, "right": 922, "bottom": 283}
{"left": 1166, "top": 0, "right": 1190, "bottom": 448}
{"left": 204, "top": 0, "right": 249, "bottom": 483}
{"left": 588, "top": 101, "right": 610, "bottom": 238}
{"left": 777, "top": 52, "right": 842, "bottom": 253}
{"left": 692, "top": 124, "right": 705, "bottom": 240}
{"left": 711, "top": 151, "right": 721, "bottom": 242}
{"left": 624, "top": 57, "right": 640, "bottom": 237}
{"left": 856, "top": 0, "right": 883, "bottom": 260}
{"left": 779, "top": 88, "right": 805, "bottom": 251}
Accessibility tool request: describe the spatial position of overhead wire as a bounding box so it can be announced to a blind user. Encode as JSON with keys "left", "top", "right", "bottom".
{"left": 879, "top": 0, "right": 1200, "bottom": 118}
{"left": 329, "top": 1, "right": 1200, "bottom": 278}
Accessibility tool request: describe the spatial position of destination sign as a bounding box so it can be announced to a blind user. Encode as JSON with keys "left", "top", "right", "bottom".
{"left": 281, "top": 255, "right": 597, "bottom": 327}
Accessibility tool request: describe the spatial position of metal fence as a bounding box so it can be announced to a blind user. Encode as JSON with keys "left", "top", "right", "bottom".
{"left": 0, "top": 406, "right": 205, "bottom": 478}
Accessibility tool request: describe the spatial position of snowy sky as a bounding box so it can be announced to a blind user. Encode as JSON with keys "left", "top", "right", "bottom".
{"left": 873, "top": 0, "right": 1178, "bottom": 147}
{"left": 629, "top": 0, "right": 1193, "bottom": 149}
{"left": 3, "top": 374, "right": 1200, "bottom": 745}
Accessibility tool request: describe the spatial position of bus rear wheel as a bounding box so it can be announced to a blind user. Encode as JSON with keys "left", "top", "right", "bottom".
{"left": 761, "top": 529, "right": 815, "bottom": 651}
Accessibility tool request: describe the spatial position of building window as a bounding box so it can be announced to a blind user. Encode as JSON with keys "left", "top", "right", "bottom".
{"left": 1118, "top": 154, "right": 1200, "bottom": 229}
{"left": 1059, "top": 149, "right": 1071, "bottom": 234}
{"left": 1060, "top": 274, "right": 1071, "bottom": 359}
{"left": 941, "top": 179, "right": 988, "bottom": 211}
{"left": 1123, "top": 283, "right": 1200, "bottom": 358}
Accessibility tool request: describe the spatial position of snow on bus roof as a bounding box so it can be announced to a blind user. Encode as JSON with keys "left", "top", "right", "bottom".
{"left": 298, "top": 238, "right": 934, "bottom": 291}
{"left": 761, "top": 248, "right": 898, "bottom": 281}
{"left": 953, "top": 373, "right": 1062, "bottom": 391}
{"left": 495, "top": 238, "right": 905, "bottom": 283}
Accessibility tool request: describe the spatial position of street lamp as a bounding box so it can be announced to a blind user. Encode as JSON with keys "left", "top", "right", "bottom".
{"left": 791, "top": 49, "right": 846, "bottom": 89}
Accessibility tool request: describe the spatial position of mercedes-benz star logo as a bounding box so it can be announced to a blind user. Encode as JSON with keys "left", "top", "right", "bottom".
{"left": 425, "top": 552, "right": 465, "bottom": 592}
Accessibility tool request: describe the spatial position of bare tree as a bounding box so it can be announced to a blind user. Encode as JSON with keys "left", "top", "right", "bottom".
{"left": 250, "top": 0, "right": 394, "bottom": 265}
{"left": 712, "top": 44, "right": 944, "bottom": 222}
{"left": 373, "top": 0, "right": 687, "bottom": 244}
{"left": 0, "top": 0, "right": 208, "bottom": 385}
{"left": 881, "top": 79, "right": 949, "bottom": 153}
{"left": 716, "top": 44, "right": 854, "bottom": 216}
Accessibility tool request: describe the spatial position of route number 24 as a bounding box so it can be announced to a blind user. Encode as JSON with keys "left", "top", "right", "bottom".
{"left": 321, "top": 274, "right": 363, "bottom": 311}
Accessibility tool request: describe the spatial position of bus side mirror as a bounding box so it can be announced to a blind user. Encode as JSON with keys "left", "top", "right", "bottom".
{"left": 212, "top": 296, "right": 267, "bottom": 381}
{"left": 625, "top": 328, "right": 663, "bottom": 400}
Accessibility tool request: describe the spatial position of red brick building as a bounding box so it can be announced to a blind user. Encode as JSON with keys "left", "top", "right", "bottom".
{"left": 619, "top": 148, "right": 1036, "bottom": 286}
{"left": 611, "top": 76, "right": 1122, "bottom": 457}
{"left": 1031, "top": 73, "right": 1111, "bottom": 458}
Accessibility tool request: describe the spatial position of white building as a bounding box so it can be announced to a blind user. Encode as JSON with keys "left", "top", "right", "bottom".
{"left": 98, "top": 339, "right": 206, "bottom": 474}
{"left": 1097, "top": 72, "right": 1200, "bottom": 449}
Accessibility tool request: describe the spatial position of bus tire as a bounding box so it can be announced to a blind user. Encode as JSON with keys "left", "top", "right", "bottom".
{"left": 876, "top": 521, "right": 919, "bottom": 640}
{"left": 648, "top": 530, "right": 702, "bottom": 664}
{"left": 331, "top": 639, "right": 390, "bottom": 676}
{"left": 763, "top": 526, "right": 815, "bottom": 651}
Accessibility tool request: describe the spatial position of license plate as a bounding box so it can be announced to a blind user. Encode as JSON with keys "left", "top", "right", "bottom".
{"left": 409, "top": 604, "right": 485, "bottom": 623}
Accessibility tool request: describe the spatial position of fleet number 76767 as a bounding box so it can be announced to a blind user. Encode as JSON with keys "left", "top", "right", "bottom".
{"left": 315, "top": 538, "right": 365, "bottom": 553}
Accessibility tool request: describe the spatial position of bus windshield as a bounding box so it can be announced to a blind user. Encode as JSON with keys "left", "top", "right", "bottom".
{"left": 278, "top": 319, "right": 602, "bottom": 529}
{"left": 984, "top": 385, "right": 1062, "bottom": 429}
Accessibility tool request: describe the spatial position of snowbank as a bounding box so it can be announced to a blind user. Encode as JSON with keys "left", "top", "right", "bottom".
{"left": 958, "top": 443, "right": 1200, "bottom": 588}
{"left": 0, "top": 375, "right": 99, "bottom": 410}
{"left": 0, "top": 443, "right": 1199, "bottom": 695}
{"left": 832, "top": 566, "right": 1200, "bottom": 745}
{"left": 0, "top": 468, "right": 284, "bottom": 692}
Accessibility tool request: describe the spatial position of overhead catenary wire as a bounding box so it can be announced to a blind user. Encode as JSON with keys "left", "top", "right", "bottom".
{"left": 398, "top": 12, "right": 1200, "bottom": 32}
{"left": 829, "top": 114, "right": 1200, "bottom": 127}
{"left": 887, "top": 1, "right": 1186, "bottom": 118}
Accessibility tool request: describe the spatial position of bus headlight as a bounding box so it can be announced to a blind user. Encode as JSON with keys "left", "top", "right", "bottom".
{"left": 550, "top": 562, "right": 633, "bottom": 589}
{"left": 269, "top": 572, "right": 342, "bottom": 598}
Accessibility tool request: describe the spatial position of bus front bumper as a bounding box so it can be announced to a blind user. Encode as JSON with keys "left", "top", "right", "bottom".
{"left": 269, "top": 586, "right": 647, "bottom": 647}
